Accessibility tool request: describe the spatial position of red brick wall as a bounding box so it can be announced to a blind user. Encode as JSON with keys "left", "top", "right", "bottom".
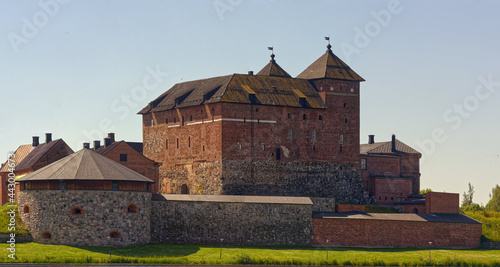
{"left": 313, "top": 218, "right": 481, "bottom": 248}
{"left": 336, "top": 204, "right": 366, "bottom": 212}
{"left": 399, "top": 203, "right": 426, "bottom": 214}
{"left": 102, "top": 142, "right": 159, "bottom": 193}
{"left": 426, "top": 192, "right": 459, "bottom": 213}
{"left": 374, "top": 177, "right": 413, "bottom": 205}
{"left": 361, "top": 155, "right": 400, "bottom": 195}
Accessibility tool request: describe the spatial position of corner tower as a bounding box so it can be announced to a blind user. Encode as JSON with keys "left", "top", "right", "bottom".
{"left": 298, "top": 43, "right": 364, "bottom": 168}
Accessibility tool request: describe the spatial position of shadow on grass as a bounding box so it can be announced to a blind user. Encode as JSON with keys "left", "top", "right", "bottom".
{"left": 72, "top": 243, "right": 201, "bottom": 257}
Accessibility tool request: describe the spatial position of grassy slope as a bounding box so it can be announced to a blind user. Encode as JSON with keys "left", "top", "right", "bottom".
{"left": 464, "top": 210, "right": 500, "bottom": 242}
{"left": 0, "top": 202, "right": 29, "bottom": 235}
{"left": 1, "top": 243, "right": 499, "bottom": 265}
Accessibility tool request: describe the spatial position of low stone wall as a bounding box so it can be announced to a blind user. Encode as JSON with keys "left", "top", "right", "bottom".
{"left": 151, "top": 195, "right": 313, "bottom": 246}
{"left": 18, "top": 190, "right": 151, "bottom": 246}
{"left": 482, "top": 242, "right": 500, "bottom": 249}
{"left": 310, "top": 197, "right": 336, "bottom": 212}
{"left": 222, "top": 161, "right": 364, "bottom": 203}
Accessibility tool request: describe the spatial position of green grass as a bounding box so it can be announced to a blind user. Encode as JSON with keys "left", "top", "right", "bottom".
{"left": 463, "top": 210, "right": 500, "bottom": 242}
{"left": 0, "top": 202, "right": 29, "bottom": 235}
{"left": 366, "top": 205, "right": 398, "bottom": 213}
{"left": 1, "top": 242, "right": 500, "bottom": 265}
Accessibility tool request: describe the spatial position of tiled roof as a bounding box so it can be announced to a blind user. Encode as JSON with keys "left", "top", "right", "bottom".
{"left": 153, "top": 194, "right": 313, "bottom": 205}
{"left": 360, "top": 139, "right": 420, "bottom": 154}
{"left": 126, "top": 142, "right": 143, "bottom": 154}
{"left": 15, "top": 140, "right": 71, "bottom": 171}
{"left": 17, "top": 149, "right": 154, "bottom": 183}
{"left": 256, "top": 55, "right": 292, "bottom": 78}
{"left": 139, "top": 74, "right": 326, "bottom": 114}
{"left": 297, "top": 45, "right": 364, "bottom": 81}
{"left": 0, "top": 145, "right": 33, "bottom": 172}
{"left": 94, "top": 141, "right": 121, "bottom": 155}
{"left": 313, "top": 211, "right": 481, "bottom": 224}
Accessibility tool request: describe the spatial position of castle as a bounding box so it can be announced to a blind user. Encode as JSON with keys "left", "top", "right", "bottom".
{"left": 13, "top": 44, "right": 482, "bottom": 248}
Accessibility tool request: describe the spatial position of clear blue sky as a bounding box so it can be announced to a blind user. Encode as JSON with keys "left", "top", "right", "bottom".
{"left": 1, "top": 0, "right": 499, "bottom": 205}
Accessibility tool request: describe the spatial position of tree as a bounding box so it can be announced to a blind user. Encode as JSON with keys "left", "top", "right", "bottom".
{"left": 462, "top": 182, "right": 474, "bottom": 207}
{"left": 486, "top": 184, "right": 500, "bottom": 212}
{"left": 420, "top": 188, "right": 432, "bottom": 194}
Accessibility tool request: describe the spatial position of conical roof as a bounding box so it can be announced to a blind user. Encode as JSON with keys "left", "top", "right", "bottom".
{"left": 297, "top": 44, "right": 364, "bottom": 81}
{"left": 256, "top": 54, "right": 292, "bottom": 78}
{"left": 17, "top": 149, "right": 154, "bottom": 183}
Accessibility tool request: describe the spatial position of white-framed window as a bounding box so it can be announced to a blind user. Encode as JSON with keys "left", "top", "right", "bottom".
{"left": 361, "top": 158, "right": 367, "bottom": 170}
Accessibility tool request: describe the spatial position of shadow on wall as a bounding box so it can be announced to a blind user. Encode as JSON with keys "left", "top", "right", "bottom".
{"left": 73, "top": 243, "right": 201, "bottom": 257}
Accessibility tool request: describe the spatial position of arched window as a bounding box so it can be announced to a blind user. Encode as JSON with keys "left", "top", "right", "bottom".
{"left": 41, "top": 232, "right": 52, "bottom": 239}
{"left": 127, "top": 204, "right": 138, "bottom": 213}
{"left": 23, "top": 205, "right": 30, "bottom": 214}
{"left": 181, "top": 184, "right": 189, "bottom": 194}
{"left": 109, "top": 231, "right": 121, "bottom": 238}
{"left": 70, "top": 207, "right": 84, "bottom": 215}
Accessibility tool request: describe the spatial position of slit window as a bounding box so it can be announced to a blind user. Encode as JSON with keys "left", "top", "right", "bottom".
{"left": 319, "top": 115, "right": 323, "bottom": 120}
{"left": 312, "top": 130, "right": 316, "bottom": 142}
{"left": 340, "top": 134, "right": 344, "bottom": 142}
{"left": 287, "top": 113, "right": 291, "bottom": 119}
{"left": 71, "top": 207, "right": 83, "bottom": 215}
{"left": 177, "top": 138, "right": 179, "bottom": 148}
{"left": 288, "top": 129, "right": 292, "bottom": 140}
{"left": 303, "top": 114, "right": 306, "bottom": 120}
{"left": 166, "top": 139, "right": 168, "bottom": 149}
{"left": 276, "top": 148, "right": 281, "bottom": 160}
{"left": 188, "top": 137, "right": 191, "bottom": 147}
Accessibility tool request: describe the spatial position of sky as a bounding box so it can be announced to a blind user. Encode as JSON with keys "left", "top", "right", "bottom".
{"left": 0, "top": 0, "right": 499, "bottom": 205}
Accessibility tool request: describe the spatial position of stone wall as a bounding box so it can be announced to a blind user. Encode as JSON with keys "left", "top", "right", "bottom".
{"left": 221, "top": 160, "right": 364, "bottom": 203}
{"left": 159, "top": 161, "right": 223, "bottom": 195}
{"left": 18, "top": 190, "right": 151, "bottom": 246}
{"left": 151, "top": 196, "right": 313, "bottom": 246}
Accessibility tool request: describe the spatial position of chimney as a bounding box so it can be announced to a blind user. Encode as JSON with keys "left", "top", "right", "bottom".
{"left": 94, "top": 140, "right": 101, "bottom": 150}
{"left": 107, "top": 133, "right": 115, "bottom": 143}
{"left": 248, "top": 71, "right": 254, "bottom": 75}
{"left": 45, "top": 133, "right": 52, "bottom": 143}
{"left": 368, "top": 135, "right": 375, "bottom": 144}
{"left": 83, "top": 143, "right": 90, "bottom": 149}
{"left": 391, "top": 134, "right": 396, "bottom": 152}
{"left": 104, "top": 137, "right": 112, "bottom": 147}
{"left": 32, "top": 136, "right": 40, "bottom": 147}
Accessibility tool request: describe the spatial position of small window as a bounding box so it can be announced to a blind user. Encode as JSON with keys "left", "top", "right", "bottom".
{"left": 345, "top": 118, "right": 348, "bottom": 123}
{"left": 256, "top": 108, "right": 259, "bottom": 112}
{"left": 239, "top": 144, "right": 242, "bottom": 150}
{"left": 120, "top": 154, "right": 127, "bottom": 162}
{"left": 318, "top": 115, "right": 323, "bottom": 120}
{"left": 288, "top": 129, "right": 292, "bottom": 140}
{"left": 188, "top": 137, "right": 191, "bottom": 147}
{"left": 182, "top": 116, "right": 185, "bottom": 126}
{"left": 59, "top": 181, "right": 66, "bottom": 190}
{"left": 244, "top": 117, "right": 246, "bottom": 123}
{"left": 23, "top": 205, "right": 30, "bottom": 213}
{"left": 190, "top": 115, "right": 193, "bottom": 121}
{"left": 344, "top": 103, "right": 347, "bottom": 108}
{"left": 203, "top": 145, "right": 205, "bottom": 152}
{"left": 177, "top": 138, "right": 179, "bottom": 149}
{"left": 262, "top": 144, "right": 265, "bottom": 151}
{"left": 276, "top": 148, "right": 281, "bottom": 160}
{"left": 166, "top": 118, "right": 169, "bottom": 124}
{"left": 41, "top": 232, "right": 52, "bottom": 239}
{"left": 312, "top": 131, "right": 316, "bottom": 142}
{"left": 71, "top": 207, "right": 83, "bottom": 215}
{"left": 112, "top": 181, "right": 119, "bottom": 191}
{"left": 174, "top": 117, "right": 177, "bottom": 123}
{"left": 361, "top": 159, "right": 367, "bottom": 170}
{"left": 287, "top": 113, "right": 291, "bottom": 119}
{"left": 339, "top": 146, "right": 343, "bottom": 152}
{"left": 391, "top": 197, "right": 394, "bottom": 200}
{"left": 166, "top": 139, "right": 168, "bottom": 149}
{"left": 181, "top": 184, "right": 189, "bottom": 194}
{"left": 109, "top": 231, "right": 121, "bottom": 239}
{"left": 303, "top": 114, "right": 306, "bottom": 120}
{"left": 340, "top": 134, "right": 344, "bottom": 142}
{"left": 127, "top": 204, "right": 138, "bottom": 213}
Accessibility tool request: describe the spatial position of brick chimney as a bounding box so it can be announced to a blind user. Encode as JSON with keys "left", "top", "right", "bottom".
{"left": 83, "top": 143, "right": 90, "bottom": 149}
{"left": 368, "top": 135, "right": 375, "bottom": 144}
{"left": 391, "top": 134, "right": 396, "bottom": 152}
{"left": 94, "top": 140, "right": 101, "bottom": 150}
{"left": 108, "top": 133, "right": 115, "bottom": 143}
{"left": 104, "top": 137, "right": 111, "bottom": 147}
{"left": 248, "top": 71, "right": 254, "bottom": 75}
{"left": 45, "top": 133, "right": 52, "bottom": 143}
{"left": 32, "top": 136, "right": 40, "bottom": 147}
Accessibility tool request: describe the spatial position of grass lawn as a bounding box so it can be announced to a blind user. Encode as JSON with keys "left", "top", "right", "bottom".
{"left": 0, "top": 202, "right": 29, "bottom": 235}
{"left": 463, "top": 210, "right": 500, "bottom": 242}
{"left": 1, "top": 242, "right": 500, "bottom": 266}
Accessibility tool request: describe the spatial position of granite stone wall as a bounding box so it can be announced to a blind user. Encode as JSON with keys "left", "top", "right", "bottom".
{"left": 18, "top": 190, "right": 151, "bottom": 246}
{"left": 221, "top": 160, "right": 364, "bottom": 203}
{"left": 151, "top": 199, "right": 313, "bottom": 246}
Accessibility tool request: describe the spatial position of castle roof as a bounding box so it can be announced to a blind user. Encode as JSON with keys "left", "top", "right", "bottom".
{"left": 139, "top": 73, "right": 326, "bottom": 114}
{"left": 15, "top": 139, "right": 72, "bottom": 172}
{"left": 17, "top": 149, "right": 154, "bottom": 183}
{"left": 360, "top": 139, "right": 420, "bottom": 154}
{"left": 256, "top": 54, "right": 292, "bottom": 78}
{"left": 152, "top": 194, "right": 313, "bottom": 205}
{"left": 0, "top": 144, "right": 33, "bottom": 173}
{"left": 313, "top": 211, "right": 481, "bottom": 224}
{"left": 297, "top": 44, "right": 365, "bottom": 81}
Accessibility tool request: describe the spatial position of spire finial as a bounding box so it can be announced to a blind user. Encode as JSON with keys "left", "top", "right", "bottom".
{"left": 325, "top": 36, "right": 332, "bottom": 50}
{"left": 268, "top": 46, "right": 275, "bottom": 61}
